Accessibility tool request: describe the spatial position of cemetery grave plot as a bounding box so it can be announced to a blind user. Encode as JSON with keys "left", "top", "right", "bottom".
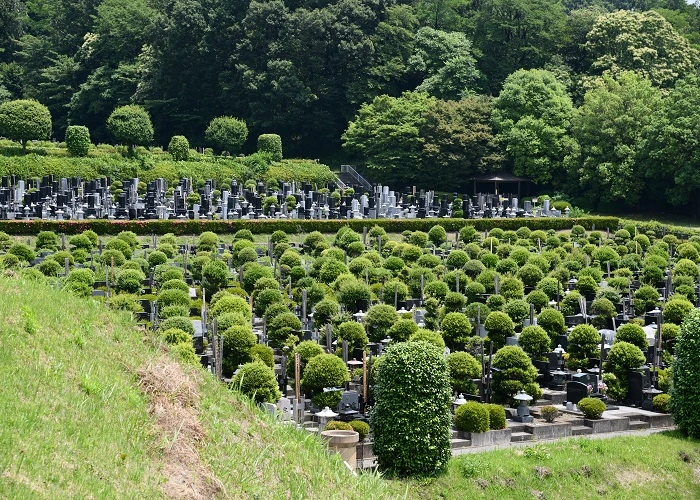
{"left": 0, "top": 169, "right": 572, "bottom": 222}
{"left": 0, "top": 218, "right": 687, "bottom": 471}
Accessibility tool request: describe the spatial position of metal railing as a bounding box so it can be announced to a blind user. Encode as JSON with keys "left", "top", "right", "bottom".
{"left": 340, "top": 165, "right": 373, "bottom": 192}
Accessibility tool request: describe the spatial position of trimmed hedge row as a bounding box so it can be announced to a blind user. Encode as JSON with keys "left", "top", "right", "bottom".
{"left": 0, "top": 216, "right": 620, "bottom": 236}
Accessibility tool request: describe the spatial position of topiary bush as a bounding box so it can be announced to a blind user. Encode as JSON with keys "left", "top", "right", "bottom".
{"left": 387, "top": 319, "right": 419, "bottom": 342}
{"left": 537, "top": 308, "right": 566, "bottom": 341}
{"left": 454, "top": 401, "right": 490, "bottom": 433}
{"left": 156, "top": 288, "right": 191, "bottom": 309}
{"left": 484, "top": 311, "right": 515, "bottom": 350}
{"left": 491, "top": 346, "right": 539, "bottom": 404}
{"left": 409, "top": 329, "right": 446, "bottom": 349}
{"left": 257, "top": 134, "right": 283, "bottom": 161}
{"left": 440, "top": 312, "right": 473, "bottom": 349}
{"left": 446, "top": 351, "right": 480, "bottom": 395}
{"left": 336, "top": 321, "right": 369, "bottom": 352}
{"left": 671, "top": 309, "right": 700, "bottom": 438}
{"left": 365, "top": 304, "right": 399, "bottom": 343}
{"left": 653, "top": 393, "right": 671, "bottom": 413}
{"left": 231, "top": 361, "right": 281, "bottom": 404}
{"left": 567, "top": 324, "right": 602, "bottom": 365}
{"left": 65, "top": 125, "right": 91, "bottom": 157}
{"left": 168, "top": 135, "right": 190, "bottom": 161}
{"left": 540, "top": 405, "right": 559, "bottom": 423}
{"left": 301, "top": 354, "right": 350, "bottom": 409}
{"left": 485, "top": 403, "right": 506, "bottom": 430}
{"left": 222, "top": 325, "right": 257, "bottom": 377}
{"left": 371, "top": 341, "right": 452, "bottom": 477}
{"left": 349, "top": 420, "right": 370, "bottom": 440}
{"left": 518, "top": 325, "right": 552, "bottom": 356}
{"left": 159, "top": 316, "right": 195, "bottom": 336}
{"left": 324, "top": 420, "right": 353, "bottom": 431}
{"left": 578, "top": 397, "right": 606, "bottom": 419}
{"left": 160, "top": 328, "right": 191, "bottom": 345}
{"left": 615, "top": 323, "right": 648, "bottom": 352}
{"left": 663, "top": 297, "right": 695, "bottom": 325}
{"left": 250, "top": 344, "right": 274, "bottom": 368}
{"left": 268, "top": 311, "right": 302, "bottom": 348}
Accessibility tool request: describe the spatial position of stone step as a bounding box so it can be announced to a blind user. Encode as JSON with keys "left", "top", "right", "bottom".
{"left": 508, "top": 423, "right": 528, "bottom": 433}
{"left": 451, "top": 438, "right": 472, "bottom": 449}
{"left": 629, "top": 420, "right": 651, "bottom": 430}
{"left": 533, "top": 399, "right": 550, "bottom": 407}
{"left": 511, "top": 432, "right": 533, "bottom": 442}
{"left": 572, "top": 425, "right": 593, "bottom": 436}
{"left": 543, "top": 391, "right": 567, "bottom": 405}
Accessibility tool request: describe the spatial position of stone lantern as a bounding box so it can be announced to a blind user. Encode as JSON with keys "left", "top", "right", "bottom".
{"left": 512, "top": 391, "right": 534, "bottom": 423}
{"left": 316, "top": 406, "right": 338, "bottom": 432}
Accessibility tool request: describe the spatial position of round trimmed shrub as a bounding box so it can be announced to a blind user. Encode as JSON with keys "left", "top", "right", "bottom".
{"left": 38, "top": 258, "right": 62, "bottom": 277}
{"left": 160, "top": 305, "right": 190, "bottom": 319}
{"left": 210, "top": 295, "right": 251, "bottom": 320}
{"left": 231, "top": 362, "right": 281, "bottom": 404}
{"left": 65, "top": 125, "right": 91, "bottom": 157}
{"left": 526, "top": 290, "right": 549, "bottom": 313}
{"left": 325, "top": 420, "right": 353, "bottom": 431}
{"left": 443, "top": 291, "right": 466, "bottom": 312}
{"left": 454, "top": 401, "right": 489, "bottom": 433}
{"left": 312, "top": 299, "right": 339, "bottom": 326}
{"left": 634, "top": 284, "right": 660, "bottom": 311}
{"left": 287, "top": 340, "right": 324, "bottom": 380}
{"left": 371, "top": 341, "right": 452, "bottom": 477}
{"left": 365, "top": 304, "right": 399, "bottom": 343}
{"left": 250, "top": 344, "right": 274, "bottom": 368}
{"left": 268, "top": 311, "right": 302, "bottom": 348}
{"left": 349, "top": 420, "right": 370, "bottom": 440}
{"left": 156, "top": 289, "right": 190, "bottom": 309}
{"left": 69, "top": 234, "right": 93, "bottom": 251}
{"left": 159, "top": 316, "right": 195, "bottom": 336}
{"left": 428, "top": 225, "right": 447, "bottom": 247}
{"left": 653, "top": 393, "right": 670, "bottom": 413}
{"left": 424, "top": 280, "right": 449, "bottom": 301}
{"left": 590, "top": 297, "right": 616, "bottom": 328}
{"left": 440, "top": 312, "right": 473, "bottom": 349}
{"left": 446, "top": 250, "right": 468, "bottom": 269}
{"left": 500, "top": 276, "right": 524, "bottom": 300}
{"left": 537, "top": 308, "right": 566, "bottom": 340}
{"left": 518, "top": 325, "right": 551, "bottom": 356}
{"left": 107, "top": 105, "right": 153, "bottom": 152}
{"left": 301, "top": 354, "right": 350, "bottom": 407}
{"left": 253, "top": 288, "right": 284, "bottom": 317}
{"left": 161, "top": 279, "right": 189, "bottom": 293}
{"left": 663, "top": 297, "right": 695, "bottom": 325}
{"left": 517, "top": 264, "right": 544, "bottom": 288}
{"left": 116, "top": 269, "right": 145, "bottom": 294}
{"left": 222, "top": 325, "right": 257, "bottom": 377}
{"left": 484, "top": 311, "right": 515, "bottom": 350}
{"left": 205, "top": 116, "right": 248, "bottom": 154}
{"left": 567, "top": 324, "right": 602, "bottom": 362}
{"left": 337, "top": 321, "right": 369, "bottom": 352}
{"left": 147, "top": 250, "right": 167, "bottom": 269}
{"left": 615, "top": 323, "right": 648, "bottom": 352}
{"left": 503, "top": 299, "right": 529, "bottom": 325}
{"left": 486, "top": 403, "right": 506, "bottom": 430}
{"left": 337, "top": 279, "right": 371, "bottom": 313}
{"left": 605, "top": 341, "right": 645, "bottom": 396}
{"left": 168, "top": 135, "right": 189, "bottom": 161}
{"left": 491, "top": 346, "right": 539, "bottom": 404}
{"left": 578, "top": 397, "right": 605, "bottom": 419}
{"left": 9, "top": 243, "right": 35, "bottom": 263}
{"left": 410, "top": 329, "right": 445, "bottom": 349}
{"left": 35, "top": 231, "right": 59, "bottom": 251}
{"left": 388, "top": 319, "right": 420, "bottom": 342}
{"left": 171, "top": 342, "right": 199, "bottom": 366}
{"left": 447, "top": 351, "right": 480, "bottom": 395}
{"left": 161, "top": 328, "right": 191, "bottom": 345}
{"left": 670, "top": 309, "right": 700, "bottom": 438}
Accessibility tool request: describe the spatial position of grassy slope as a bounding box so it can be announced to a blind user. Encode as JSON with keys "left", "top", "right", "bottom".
{"left": 0, "top": 275, "right": 399, "bottom": 499}
{"left": 1, "top": 274, "right": 699, "bottom": 499}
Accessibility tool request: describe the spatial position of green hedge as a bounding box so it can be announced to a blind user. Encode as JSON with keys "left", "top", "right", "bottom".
{"left": 0, "top": 216, "right": 620, "bottom": 236}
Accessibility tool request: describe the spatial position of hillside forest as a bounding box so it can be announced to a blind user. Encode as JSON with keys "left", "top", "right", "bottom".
{"left": 2, "top": 0, "right": 700, "bottom": 212}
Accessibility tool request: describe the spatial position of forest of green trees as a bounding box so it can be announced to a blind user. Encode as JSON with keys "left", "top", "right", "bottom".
{"left": 2, "top": 0, "right": 700, "bottom": 212}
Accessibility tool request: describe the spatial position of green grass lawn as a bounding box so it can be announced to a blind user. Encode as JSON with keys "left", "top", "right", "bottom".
{"left": 400, "top": 433, "right": 700, "bottom": 499}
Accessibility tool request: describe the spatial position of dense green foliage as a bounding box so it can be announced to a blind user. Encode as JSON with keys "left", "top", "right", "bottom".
{"left": 671, "top": 309, "right": 700, "bottom": 438}
{"left": 371, "top": 341, "right": 452, "bottom": 477}
{"left": 1, "top": 1, "right": 700, "bottom": 212}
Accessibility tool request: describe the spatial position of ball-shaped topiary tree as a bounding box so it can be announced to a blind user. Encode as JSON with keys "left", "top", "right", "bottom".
{"left": 454, "top": 401, "right": 489, "bottom": 433}
{"left": 440, "top": 312, "right": 473, "bottom": 349}
{"left": 268, "top": 311, "right": 302, "bottom": 348}
{"left": 614, "top": 323, "right": 648, "bottom": 352}
{"left": 222, "top": 325, "right": 257, "bottom": 377}
{"left": 336, "top": 321, "right": 369, "bottom": 352}
{"left": 671, "top": 309, "right": 700, "bottom": 438}
{"left": 491, "top": 346, "right": 540, "bottom": 404}
{"left": 604, "top": 341, "right": 646, "bottom": 401}
{"left": 231, "top": 361, "right": 281, "bottom": 404}
{"left": 65, "top": 125, "right": 91, "bottom": 157}
{"left": 447, "top": 351, "right": 481, "bottom": 395}
{"left": 0, "top": 99, "right": 52, "bottom": 152}
{"left": 168, "top": 135, "right": 190, "bottom": 161}
{"left": 518, "top": 325, "right": 552, "bottom": 356}
{"left": 300, "top": 353, "right": 350, "bottom": 409}
{"left": 387, "top": 319, "right": 419, "bottom": 342}
{"left": 567, "top": 324, "right": 602, "bottom": 366}
{"left": 371, "top": 341, "right": 452, "bottom": 477}
{"left": 107, "top": 105, "right": 153, "bottom": 154}
{"left": 206, "top": 116, "right": 248, "bottom": 154}
{"left": 663, "top": 297, "right": 695, "bottom": 325}
{"left": 484, "top": 311, "right": 515, "bottom": 349}
{"left": 365, "top": 304, "right": 400, "bottom": 342}
{"left": 537, "top": 308, "right": 566, "bottom": 342}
